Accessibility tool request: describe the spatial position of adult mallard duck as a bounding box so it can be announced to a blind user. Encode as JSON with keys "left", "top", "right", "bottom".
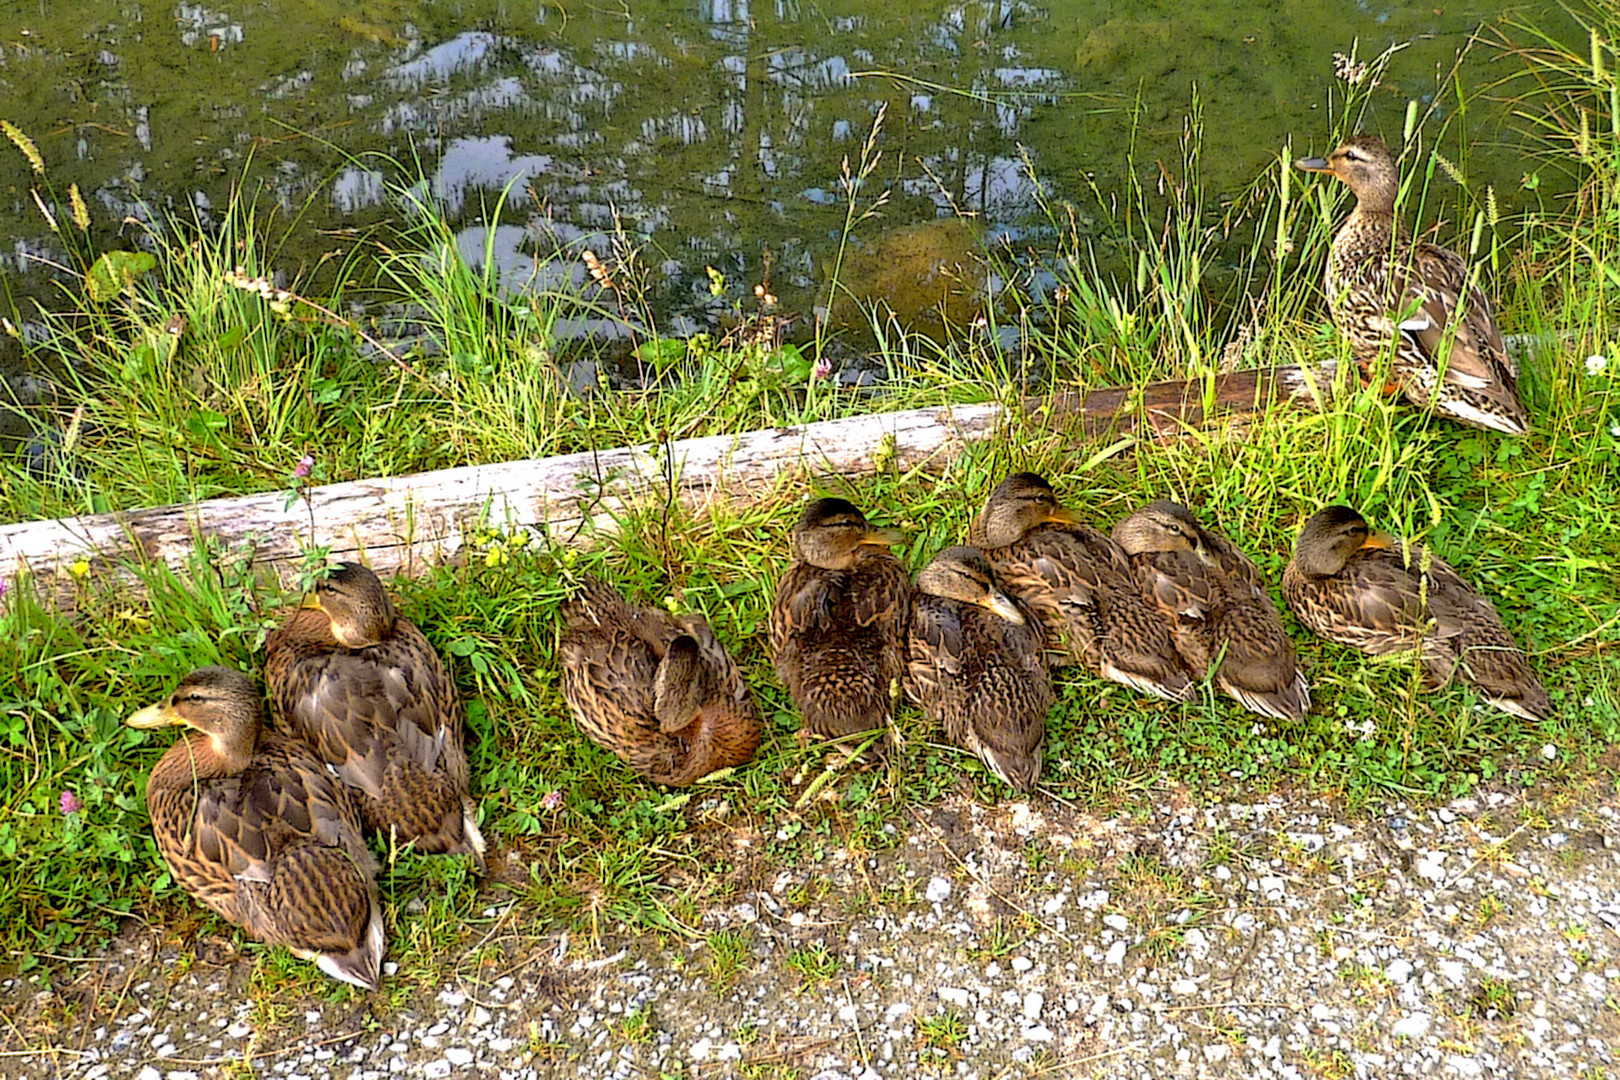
{"left": 559, "top": 576, "right": 762, "bottom": 785}
{"left": 1113, "top": 501, "right": 1311, "bottom": 721}
{"left": 1283, "top": 505, "right": 1550, "bottom": 720}
{"left": 967, "top": 472, "right": 1193, "bottom": 702}
{"left": 906, "top": 546, "right": 1054, "bottom": 793}
{"left": 1294, "top": 134, "right": 1530, "bottom": 436}
{"left": 770, "top": 497, "right": 909, "bottom": 754}
{"left": 128, "top": 666, "right": 384, "bottom": 990}
{"left": 264, "top": 562, "right": 485, "bottom": 871}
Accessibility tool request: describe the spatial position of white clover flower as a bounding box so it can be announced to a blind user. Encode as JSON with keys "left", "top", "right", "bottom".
{"left": 1587, "top": 354, "right": 1608, "bottom": 376}
{"left": 1541, "top": 743, "right": 1557, "bottom": 761}
{"left": 1610, "top": 422, "right": 1620, "bottom": 440}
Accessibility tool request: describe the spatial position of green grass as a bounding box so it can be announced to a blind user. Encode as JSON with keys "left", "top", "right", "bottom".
{"left": 2, "top": 12, "right": 1620, "bottom": 995}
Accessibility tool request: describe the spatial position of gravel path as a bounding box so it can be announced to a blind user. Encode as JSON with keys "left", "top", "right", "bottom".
{"left": 7, "top": 783, "right": 1620, "bottom": 1079}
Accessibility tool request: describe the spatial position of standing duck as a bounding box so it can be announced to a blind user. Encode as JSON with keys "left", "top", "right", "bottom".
{"left": 1283, "top": 505, "right": 1550, "bottom": 720}
{"left": 906, "top": 546, "right": 1054, "bottom": 793}
{"left": 264, "top": 562, "right": 485, "bottom": 871}
{"left": 967, "top": 472, "right": 1193, "bottom": 702}
{"left": 770, "top": 497, "right": 910, "bottom": 755}
{"left": 128, "top": 667, "right": 384, "bottom": 990}
{"left": 1113, "top": 501, "right": 1311, "bottom": 722}
{"left": 1294, "top": 134, "right": 1530, "bottom": 436}
{"left": 559, "top": 576, "right": 762, "bottom": 785}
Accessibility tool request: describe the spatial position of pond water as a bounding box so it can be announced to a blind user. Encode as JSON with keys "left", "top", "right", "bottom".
{"left": 0, "top": 0, "right": 1573, "bottom": 394}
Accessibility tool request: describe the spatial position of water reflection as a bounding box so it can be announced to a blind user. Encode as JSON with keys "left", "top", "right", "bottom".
{"left": 0, "top": 0, "right": 1567, "bottom": 366}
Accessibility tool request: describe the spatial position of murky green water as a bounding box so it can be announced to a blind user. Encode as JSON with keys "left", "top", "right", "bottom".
{"left": 0, "top": 0, "right": 1572, "bottom": 389}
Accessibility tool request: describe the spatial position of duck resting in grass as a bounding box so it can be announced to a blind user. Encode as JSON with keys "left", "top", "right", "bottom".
{"left": 1113, "top": 501, "right": 1311, "bottom": 722}
{"left": 1283, "top": 504, "right": 1549, "bottom": 721}
{"left": 770, "top": 497, "right": 910, "bottom": 758}
{"left": 128, "top": 666, "right": 384, "bottom": 990}
{"left": 559, "top": 576, "right": 762, "bottom": 785}
{"left": 264, "top": 562, "right": 485, "bottom": 871}
{"left": 906, "top": 545, "right": 1054, "bottom": 793}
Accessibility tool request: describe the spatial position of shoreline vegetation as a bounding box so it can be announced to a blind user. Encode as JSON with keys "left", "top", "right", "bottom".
{"left": 0, "top": 20, "right": 1616, "bottom": 1000}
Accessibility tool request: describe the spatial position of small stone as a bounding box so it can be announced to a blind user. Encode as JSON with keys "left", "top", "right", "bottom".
{"left": 690, "top": 1038, "right": 713, "bottom": 1061}
{"left": 1260, "top": 876, "right": 1286, "bottom": 901}
{"left": 1102, "top": 914, "right": 1129, "bottom": 932}
{"left": 1448, "top": 1056, "right": 1483, "bottom": 1076}
{"left": 422, "top": 1062, "right": 451, "bottom": 1080}
{"left": 1021, "top": 1024, "right": 1054, "bottom": 1042}
{"left": 938, "top": 987, "right": 971, "bottom": 1008}
{"left": 1386, "top": 959, "right": 1414, "bottom": 985}
{"left": 1392, "top": 1013, "right": 1431, "bottom": 1039}
{"left": 1438, "top": 808, "right": 1457, "bottom": 824}
{"left": 1104, "top": 941, "right": 1127, "bottom": 967}
{"left": 1171, "top": 979, "right": 1198, "bottom": 996}
{"left": 1011, "top": 956, "right": 1033, "bottom": 973}
{"left": 925, "top": 877, "right": 951, "bottom": 903}
{"left": 1415, "top": 853, "right": 1447, "bottom": 882}
{"left": 1023, "top": 992, "right": 1044, "bottom": 1020}
{"left": 137, "top": 1070, "right": 161, "bottom": 1080}
{"left": 445, "top": 1047, "right": 473, "bottom": 1067}
{"left": 1204, "top": 1045, "right": 1228, "bottom": 1062}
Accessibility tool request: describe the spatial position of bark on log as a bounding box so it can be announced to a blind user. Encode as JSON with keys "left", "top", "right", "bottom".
{"left": 1, "top": 364, "right": 1327, "bottom": 610}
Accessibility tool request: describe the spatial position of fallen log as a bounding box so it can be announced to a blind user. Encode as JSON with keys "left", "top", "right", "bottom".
{"left": 1, "top": 363, "right": 1327, "bottom": 610}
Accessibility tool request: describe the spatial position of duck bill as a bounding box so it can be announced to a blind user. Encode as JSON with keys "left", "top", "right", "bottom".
{"left": 982, "top": 591, "right": 1026, "bottom": 625}
{"left": 860, "top": 526, "right": 905, "bottom": 549}
{"left": 299, "top": 592, "right": 325, "bottom": 612}
{"left": 1359, "top": 531, "right": 1394, "bottom": 550}
{"left": 126, "top": 701, "right": 180, "bottom": 729}
{"left": 1044, "top": 506, "right": 1079, "bottom": 525}
{"left": 1293, "top": 155, "right": 1331, "bottom": 173}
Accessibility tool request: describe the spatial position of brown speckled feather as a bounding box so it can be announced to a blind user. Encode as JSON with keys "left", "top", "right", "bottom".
{"left": 906, "top": 547, "right": 1053, "bottom": 793}
{"left": 1297, "top": 134, "right": 1529, "bottom": 436}
{"left": 560, "top": 577, "right": 762, "bottom": 785}
{"left": 133, "top": 668, "right": 383, "bottom": 990}
{"left": 968, "top": 474, "right": 1192, "bottom": 702}
{"left": 1284, "top": 505, "right": 1549, "bottom": 720}
{"left": 265, "top": 568, "right": 483, "bottom": 868}
{"left": 1114, "top": 502, "right": 1310, "bottom": 722}
{"left": 770, "top": 499, "right": 910, "bottom": 748}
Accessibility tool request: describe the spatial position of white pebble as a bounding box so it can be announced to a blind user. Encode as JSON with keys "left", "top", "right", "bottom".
{"left": 925, "top": 876, "right": 951, "bottom": 903}
{"left": 1021, "top": 1024, "right": 1054, "bottom": 1042}
{"left": 1102, "top": 914, "right": 1129, "bottom": 932}
{"left": 1023, "top": 992, "right": 1044, "bottom": 1020}
{"left": 1392, "top": 1013, "right": 1432, "bottom": 1039}
{"left": 1386, "top": 959, "right": 1414, "bottom": 985}
{"left": 1171, "top": 979, "right": 1198, "bottom": 996}
{"left": 445, "top": 1047, "right": 473, "bottom": 1067}
{"left": 1104, "top": 941, "right": 1127, "bottom": 966}
{"left": 938, "top": 987, "right": 971, "bottom": 1008}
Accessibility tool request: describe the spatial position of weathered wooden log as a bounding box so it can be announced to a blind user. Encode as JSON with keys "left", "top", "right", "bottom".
{"left": 1, "top": 363, "right": 1327, "bottom": 610}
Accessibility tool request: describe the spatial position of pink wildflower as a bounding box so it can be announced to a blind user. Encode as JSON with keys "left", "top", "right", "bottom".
{"left": 59, "top": 790, "right": 81, "bottom": 816}
{"left": 292, "top": 454, "right": 314, "bottom": 479}
{"left": 540, "top": 790, "right": 563, "bottom": 811}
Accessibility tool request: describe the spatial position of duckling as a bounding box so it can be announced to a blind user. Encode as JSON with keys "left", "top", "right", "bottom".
{"left": 127, "top": 667, "right": 384, "bottom": 990}
{"left": 770, "top": 497, "right": 910, "bottom": 754}
{"left": 1283, "top": 505, "right": 1550, "bottom": 720}
{"left": 1294, "top": 134, "right": 1530, "bottom": 436}
{"left": 1113, "top": 501, "right": 1311, "bottom": 721}
{"left": 559, "top": 576, "right": 762, "bottom": 785}
{"left": 967, "top": 472, "right": 1194, "bottom": 702}
{"left": 906, "top": 546, "right": 1053, "bottom": 793}
{"left": 264, "top": 562, "right": 485, "bottom": 871}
